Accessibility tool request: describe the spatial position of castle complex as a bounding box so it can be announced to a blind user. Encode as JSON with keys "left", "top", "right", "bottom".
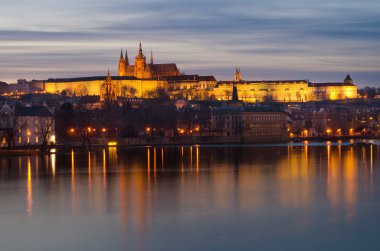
{"left": 44, "top": 43, "right": 358, "bottom": 102}
{"left": 118, "top": 43, "right": 180, "bottom": 78}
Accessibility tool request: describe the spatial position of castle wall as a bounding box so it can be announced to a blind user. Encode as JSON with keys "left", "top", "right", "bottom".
{"left": 213, "top": 81, "right": 310, "bottom": 102}
{"left": 45, "top": 79, "right": 166, "bottom": 97}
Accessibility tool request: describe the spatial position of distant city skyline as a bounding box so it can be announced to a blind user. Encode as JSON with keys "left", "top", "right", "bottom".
{"left": 0, "top": 0, "right": 379, "bottom": 87}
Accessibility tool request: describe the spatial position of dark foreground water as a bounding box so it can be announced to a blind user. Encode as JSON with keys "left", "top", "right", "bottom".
{"left": 1, "top": 140, "right": 380, "bottom": 251}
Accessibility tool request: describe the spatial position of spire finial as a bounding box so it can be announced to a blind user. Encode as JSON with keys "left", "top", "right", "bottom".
{"left": 120, "top": 49, "right": 124, "bottom": 59}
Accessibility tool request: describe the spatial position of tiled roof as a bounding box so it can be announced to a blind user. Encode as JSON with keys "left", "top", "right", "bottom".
{"left": 15, "top": 106, "right": 54, "bottom": 117}
{"left": 151, "top": 63, "right": 179, "bottom": 74}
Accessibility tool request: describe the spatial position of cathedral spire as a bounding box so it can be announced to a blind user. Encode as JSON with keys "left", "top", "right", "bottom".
{"left": 138, "top": 42, "right": 143, "bottom": 55}
{"left": 118, "top": 49, "right": 126, "bottom": 76}
{"left": 120, "top": 49, "right": 124, "bottom": 60}
{"left": 150, "top": 50, "right": 154, "bottom": 65}
{"left": 234, "top": 68, "right": 242, "bottom": 82}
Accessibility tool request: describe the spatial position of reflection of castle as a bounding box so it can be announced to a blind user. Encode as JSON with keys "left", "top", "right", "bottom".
{"left": 118, "top": 43, "right": 181, "bottom": 78}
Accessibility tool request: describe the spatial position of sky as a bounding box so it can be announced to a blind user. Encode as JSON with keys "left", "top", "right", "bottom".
{"left": 0, "top": 0, "right": 379, "bottom": 87}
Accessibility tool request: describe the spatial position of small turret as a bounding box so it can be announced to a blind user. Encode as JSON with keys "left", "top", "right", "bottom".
{"left": 344, "top": 74, "right": 353, "bottom": 85}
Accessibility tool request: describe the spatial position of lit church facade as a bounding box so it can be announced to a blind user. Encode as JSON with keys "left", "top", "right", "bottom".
{"left": 44, "top": 43, "right": 357, "bottom": 102}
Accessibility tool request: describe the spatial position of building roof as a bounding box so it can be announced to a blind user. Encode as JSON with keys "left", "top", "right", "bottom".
{"left": 309, "top": 82, "right": 355, "bottom": 87}
{"left": 15, "top": 106, "right": 54, "bottom": 117}
{"left": 212, "top": 105, "right": 285, "bottom": 113}
{"left": 199, "top": 76, "right": 217, "bottom": 81}
{"left": 217, "top": 80, "right": 309, "bottom": 85}
{"left": 46, "top": 76, "right": 138, "bottom": 83}
{"left": 345, "top": 74, "right": 353, "bottom": 82}
{"left": 163, "top": 75, "right": 217, "bottom": 82}
{"left": 151, "top": 63, "right": 179, "bottom": 74}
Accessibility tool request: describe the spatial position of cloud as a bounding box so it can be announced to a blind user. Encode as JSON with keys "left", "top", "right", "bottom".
{"left": 0, "top": 0, "right": 379, "bottom": 86}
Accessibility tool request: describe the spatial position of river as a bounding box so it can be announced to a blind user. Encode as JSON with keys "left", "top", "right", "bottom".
{"left": 1, "top": 140, "right": 380, "bottom": 250}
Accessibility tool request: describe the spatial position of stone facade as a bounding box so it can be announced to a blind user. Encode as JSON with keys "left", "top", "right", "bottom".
{"left": 213, "top": 74, "right": 357, "bottom": 102}
{"left": 210, "top": 106, "right": 288, "bottom": 141}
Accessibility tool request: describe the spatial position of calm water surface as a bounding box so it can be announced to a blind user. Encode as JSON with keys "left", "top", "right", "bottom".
{"left": 1, "top": 141, "right": 380, "bottom": 251}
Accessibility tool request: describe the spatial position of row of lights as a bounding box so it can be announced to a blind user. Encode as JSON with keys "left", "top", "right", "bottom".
{"left": 69, "top": 127, "right": 107, "bottom": 134}
{"left": 145, "top": 126, "right": 200, "bottom": 135}
{"left": 296, "top": 128, "right": 355, "bottom": 137}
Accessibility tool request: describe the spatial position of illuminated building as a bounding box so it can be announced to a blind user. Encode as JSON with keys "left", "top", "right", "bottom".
{"left": 44, "top": 43, "right": 357, "bottom": 102}
{"left": 118, "top": 43, "right": 180, "bottom": 78}
{"left": 210, "top": 106, "right": 288, "bottom": 141}
{"left": 0, "top": 104, "right": 55, "bottom": 147}
{"left": 212, "top": 72, "right": 357, "bottom": 102}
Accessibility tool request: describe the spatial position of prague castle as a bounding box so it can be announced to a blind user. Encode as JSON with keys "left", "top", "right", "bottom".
{"left": 44, "top": 43, "right": 357, "bottom": 102}
{"left": 118, "top": 42, "right": 180, "bottom": 78}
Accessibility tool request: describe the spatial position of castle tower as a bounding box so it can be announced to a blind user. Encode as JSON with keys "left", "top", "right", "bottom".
{"left": 118, "top": 49, "right": 126, "bottom": 76}
{"left": 134, "top": 42, "right": 147, "bottom": 78}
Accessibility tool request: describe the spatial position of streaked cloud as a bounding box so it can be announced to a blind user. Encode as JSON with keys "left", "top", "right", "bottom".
{"left": 0, "top": 0, "right": 379, "bottom": 86}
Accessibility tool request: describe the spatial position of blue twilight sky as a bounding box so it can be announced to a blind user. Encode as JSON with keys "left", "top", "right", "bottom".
{"left": 0, "top": 0, "right": 379, "bottom": 86}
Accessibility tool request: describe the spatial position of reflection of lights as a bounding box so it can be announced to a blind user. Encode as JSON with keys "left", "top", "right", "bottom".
{"left": 108, "top": 141, "right": 117, "bottom": 146}
{"left": 51, "top": 151, "right": 56, "bottom": 176}
{"left": 27, "top": 158, "right": 32, "bottom": 216}
{"left": 103, "top": 149, "right": 107, "bottom": 189}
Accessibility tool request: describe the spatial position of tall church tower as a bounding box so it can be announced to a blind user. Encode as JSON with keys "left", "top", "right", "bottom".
{"left": 134, "top": 42, "right": 147, "bottom": 78}
{"left": 118, "top": 49, "right": 126, "bottom": 76}
{"left": 234, "top": 68, "right": 242, "bottom": 82}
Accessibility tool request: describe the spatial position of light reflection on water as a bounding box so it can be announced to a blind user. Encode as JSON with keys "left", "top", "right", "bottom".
{"left": 1, "top": 141, "right": 380, "bottom": 251}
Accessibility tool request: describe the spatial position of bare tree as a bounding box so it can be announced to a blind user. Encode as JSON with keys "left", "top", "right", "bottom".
{"left": 121, "top": 85, "right": 137, "bottom": 98}
{"left": 38, "top": 117, "right": 55, "bottom": 153}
